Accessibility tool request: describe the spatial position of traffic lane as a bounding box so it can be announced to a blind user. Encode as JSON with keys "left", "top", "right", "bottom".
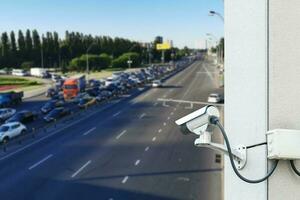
{"left": 121, "top": 111, "right": 222, "bottom": 195}
{"left": 0, "top": 101, "right": 156, "bottom": 199}
{"left": 29, "top": 100, "right": 177, "bottom": 200}
{"left": 120, "top": 60, "right": 222, "bottom": 199}
{"left": 0, "top": 94, "right": 176, "bottom": 199}
{"left": 131, "top": 61, "right": 201, "bottom": 105}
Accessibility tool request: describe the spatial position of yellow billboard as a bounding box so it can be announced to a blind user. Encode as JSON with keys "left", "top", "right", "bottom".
{"left": 156, "top": 43, "right": 171, "bottom": 50}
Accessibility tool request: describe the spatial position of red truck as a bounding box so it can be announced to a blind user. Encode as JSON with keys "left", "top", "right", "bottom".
{"left": 63, "top": 75, "right": 86, "bottom": 99}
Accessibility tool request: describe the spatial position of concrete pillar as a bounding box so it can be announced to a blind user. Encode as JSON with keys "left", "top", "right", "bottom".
{"left": 225, "top": 0, "right": 268, "bottom": 199}
{"left": 225, "top": 0, "right": 300, "bottom": 199}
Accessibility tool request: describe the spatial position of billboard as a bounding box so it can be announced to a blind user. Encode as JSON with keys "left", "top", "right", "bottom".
{"left": 156, "top": 42, "right": 171, "bottom": 50}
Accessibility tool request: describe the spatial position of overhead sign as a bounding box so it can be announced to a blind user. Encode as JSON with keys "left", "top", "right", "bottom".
{"left": 156, "top": 43, "right": 171, "bottom": 50}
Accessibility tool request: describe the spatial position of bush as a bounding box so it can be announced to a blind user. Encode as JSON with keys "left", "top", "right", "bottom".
{"left": 68, "top": 54, "right": 112, "bottom": 72}
{"left": 112, "top": 52, "right": 141, "bottom": 68}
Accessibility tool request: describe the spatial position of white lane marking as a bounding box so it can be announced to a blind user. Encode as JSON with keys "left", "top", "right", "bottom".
{"left": 122, "top": 176, "right": 129, "bottom": 184}
{"left": 158, "top": 129, "right": 162, "bottom": 133}
{"left": 71, "top": 160, "right": 91, "bottom": 178}
{"left": 170, "top": 112, "right": 174, "bottom": 115}
{"left": 174, "top": 108, "right": 177, "bottom": 111}
{"left": 169, "top": 89, "right": 174, "bottom": 92}
{"left": 152, "top": 137, "right": 156, "bottom": 141}
{"left": 167, "top": 117, "right": 171, "bottom": 120}
{"left": 113, "top": 111, "right": 121, "bottom": 117}
{"left": 28, "top": 154, "right": 53, "bottom": 170}
{"left": 153, "top": 102, "right": 158, "bottom": 106}
{"left": 163, "top": 122, "right": 167, "bottom": 126}
{"left": 116, "top": 130, "right": 127, "bottom": 140}
{"left": 135, "top": 159, "right": 141, "bottom": 166}
{"left": 139, "top": 113, "right": 146, "bottom": 119}
{"left": 0, "top": 101, "right": 122, "bottom": 162}
{"left": 83, "top": 127, "right": 96, "bottom": 136}
{"left": 145, "top": 146, "right": 150, "bottom": 151}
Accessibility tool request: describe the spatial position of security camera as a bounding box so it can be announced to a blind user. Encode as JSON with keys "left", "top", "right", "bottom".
{"left": 175, "top": 105, "right": 220, "bottom": 135}
{"left": 175, "top": 105, "right": 247, "bottom": 170}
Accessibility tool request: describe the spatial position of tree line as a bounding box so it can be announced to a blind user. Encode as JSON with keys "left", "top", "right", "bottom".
{"left": 0, "top": 29, "right": 187, "bottom": 72}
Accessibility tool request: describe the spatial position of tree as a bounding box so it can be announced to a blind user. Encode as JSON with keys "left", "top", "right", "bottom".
{"left": 112, "top": 52, "right": 141, "bottom": 68}
{"left": 32, "top": 29, "right": 41, "bottom": 66}
{"left": 25, "top": 29, "right": 33, "bottom": 55}
{"left": 1, "top": 32, "right": 10, "bottom": 66}
{"left": 18, "top": 30, "right": 26, "bottom": 60}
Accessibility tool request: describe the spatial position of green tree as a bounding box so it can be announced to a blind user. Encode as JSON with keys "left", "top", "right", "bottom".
{"left": 112, "top": 52, "right": 141, "bottom": 68}
{"left": 18, "top": 30, "right": 26, "bottom": 60}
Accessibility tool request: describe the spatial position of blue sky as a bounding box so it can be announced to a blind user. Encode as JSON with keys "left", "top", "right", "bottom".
{"left": 0, "top": 0, "right": 224, "bottom": 48}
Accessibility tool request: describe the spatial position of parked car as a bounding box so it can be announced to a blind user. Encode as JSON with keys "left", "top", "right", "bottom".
{"left": 78, "top": 97, "right": 97, "bottom": 108}
{"left": 207, "top": 93, "right": 224, "bottom": 103}
{"left": 0, "top": 108, "right": 16, "bottom": 122}
{"left": 6, "top": 110, "right": 38, "bottom": 123}
{"left": 43, "top": 107, "right": 71, "bottom": 122}
{"left": 41, "top": 100, "right": 64, "bottom": 114}
{"left": 0, "top": 122, "right": 27, "bottom": 144}
{"left": 152, "top": 80, "right": 162, "bottom": 87}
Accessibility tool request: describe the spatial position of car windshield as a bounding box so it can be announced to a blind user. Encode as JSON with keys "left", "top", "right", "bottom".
{"left": 0, "top": 126, "right": 9, "bottom": 132}
{"left": 45, "top": 102, "right": 55, "bottom": 107}
{"left": 48, "top": 109, "right": 61, "bottom": 116}
{"left": 64, "top": 85, "right": 77, "bottom": 89}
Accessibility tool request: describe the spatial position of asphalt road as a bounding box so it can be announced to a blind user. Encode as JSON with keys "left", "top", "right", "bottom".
{"left": 0, "top": 58, "right": 223, "bottom": 200}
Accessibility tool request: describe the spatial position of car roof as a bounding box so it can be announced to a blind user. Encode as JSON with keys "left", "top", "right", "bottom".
{"left": 0, "top": 108, "right": 14, "bottom": 111}
{"left": 2, "top": 122, "right": 20, "bottom": 126}
{"left": 19, "top": 110, "right": 30, "bottom": 114}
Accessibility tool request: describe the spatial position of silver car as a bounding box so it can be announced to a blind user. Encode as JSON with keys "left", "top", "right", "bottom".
{"left": 0, "top": 108, "right": 16, "bottom": 121}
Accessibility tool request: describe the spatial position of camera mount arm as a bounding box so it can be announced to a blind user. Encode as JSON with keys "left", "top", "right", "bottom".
{"left": 194, "top": 130, "right": 247, "bottom": 169}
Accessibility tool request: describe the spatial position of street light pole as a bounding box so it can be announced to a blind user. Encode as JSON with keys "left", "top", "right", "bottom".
{"left": 207, "top": 33, "right": 219, "bottom": 64}
{"left": 209, "top": 10, "right": 224, "bottom": 22}
{"left": 86, "top": 42, "right": 97, "bottom": 78}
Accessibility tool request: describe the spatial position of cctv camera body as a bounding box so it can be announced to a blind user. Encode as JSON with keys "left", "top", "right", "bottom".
{"left": 175, "top": 105, "right": 220, "bottom": 135}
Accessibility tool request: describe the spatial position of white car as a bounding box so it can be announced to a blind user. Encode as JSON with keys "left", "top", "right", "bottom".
{"left": 152, "top": 80, "right": 162, "bottom": 87}
{"left": 207, "top": 93, "right": 223, "bottom": 103}
{"left": 12, "top": 69, "right": 29, "bottom": 76}
{"left": 0, "top": 108, "right": 16, "bottom": 121}
{"left": 0, "top": 122, "right": 27, "bottom": 143}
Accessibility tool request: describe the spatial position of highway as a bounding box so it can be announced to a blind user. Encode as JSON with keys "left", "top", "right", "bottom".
{"left": 0, "top": 58, "right": 223, "bottom": 200}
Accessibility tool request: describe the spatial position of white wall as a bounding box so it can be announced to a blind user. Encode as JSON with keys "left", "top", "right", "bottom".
{"left": 224, "top": 0, "right": 268, "bottom": 199}
{"left": 268, "top": 1, "right": 300, "bottom": 199}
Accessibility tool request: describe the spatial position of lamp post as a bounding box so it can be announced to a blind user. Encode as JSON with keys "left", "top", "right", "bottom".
{"left": 206, "top": 33, "right": 220, "bottom": 64}
{"left": 86, "top": 42, "right": 97, "bottom": 78}
{"left": 209, "top": 10, "right": 224, "bottom": 22}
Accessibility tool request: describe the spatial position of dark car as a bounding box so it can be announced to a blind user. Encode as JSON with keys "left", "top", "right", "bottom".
{"left": 106, "top": 84, "right": 119, "bottom": 96}
{"left": 6, "top": 110, "right": 38, "bottom": 124}
{"left": 45, "top": 88, "right": 58, "bottom": 97}
{"left": 43, "top": 107, "right": 71, "bottom": 122}
{"left": 86, "top": 88, "right": 99, "bottom": 97}
{"left": 88, "top": 79, "right": 101, "bottom": 88}
{"left": 41, "top": 100, "right": 64, "bottom": 114}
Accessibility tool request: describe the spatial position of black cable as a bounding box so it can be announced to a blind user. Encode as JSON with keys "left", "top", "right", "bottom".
{"left": 210, "top": 117, "right": 279, "bottom": 184}
{"left": 290, "top": 160, "right": 300, "bottom": 176}
{"left": 247, "top": 142, "right": 267, "bottom": 149}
